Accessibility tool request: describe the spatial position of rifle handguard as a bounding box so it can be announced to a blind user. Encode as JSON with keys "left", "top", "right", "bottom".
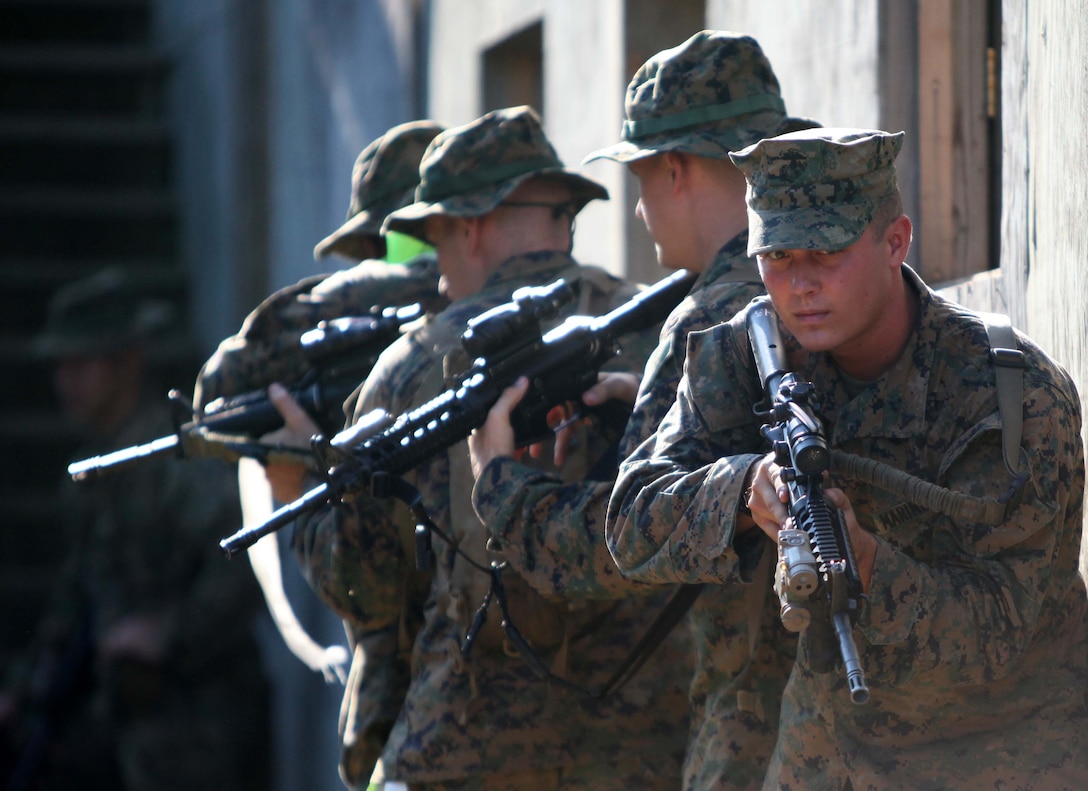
{"left": 746, "top": 297, "right": 870, "bottom": 705}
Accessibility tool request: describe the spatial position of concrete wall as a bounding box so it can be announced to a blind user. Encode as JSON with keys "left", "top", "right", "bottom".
{"left": 706, "top": 0, "right": 883, "bottom": 129}
{"left": 266, "top": 0, "right": 423, "bottom": 290}
{"left": 704, "top": 1, "right": 922, "bottom": 250}
{"left": 423, "top": 1, "right": 914, "bottom": 284}
{"left": 153, "top": 0, "right": 256, "bottom": 355}
{"left": 154, "top": 0, "right": 423, "bottom": 354}
{"left": 427, "top": 0, "right": 633, "bottom": 276}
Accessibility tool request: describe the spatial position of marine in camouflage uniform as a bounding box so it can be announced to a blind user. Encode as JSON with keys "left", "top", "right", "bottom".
{"left": 4, "top": 269, "right": 271, "bottom": 791}
{"left": 471, "top": 31, "right": 821, "bottom": 791}
{"left": 607, "top": 128, "right": 1088, "bottom": 789}
{"left": 195, "top": 120, "right": 445, "bottom": 791}
{"left": 195, "top": 119, "right": 446, "bottom": 410}
{"left": 291, "top": 106, "right": 687, "bottom": 790}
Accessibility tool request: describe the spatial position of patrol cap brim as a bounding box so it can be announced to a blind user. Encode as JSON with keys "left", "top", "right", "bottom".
{"left": 746, "top": 203, "right": 872, "bottom": 256}
{"left": 582, "top": 140, "right": 664, "bottom": 165}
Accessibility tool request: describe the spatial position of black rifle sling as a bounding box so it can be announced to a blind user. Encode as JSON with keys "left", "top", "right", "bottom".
{"left": 593, "top": 582, "right": 703, "bottom": 697}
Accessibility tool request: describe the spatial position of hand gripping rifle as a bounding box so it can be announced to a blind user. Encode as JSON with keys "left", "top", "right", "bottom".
{"left": 67, "top": 304, "right": 426, "bottom": 482}
{"left": 746, "top": 297, "right": 870, "bottom": 705}
{"left": 219, "top": 268, "right": 698, "bottom": 558}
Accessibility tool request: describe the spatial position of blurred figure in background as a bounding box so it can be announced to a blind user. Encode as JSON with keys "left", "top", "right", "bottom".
{"left": 0, "top": 268, "right": 272, "bottom": 791}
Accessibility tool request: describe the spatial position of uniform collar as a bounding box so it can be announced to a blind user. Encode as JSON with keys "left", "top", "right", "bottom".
{"left": 696, "top": 231, "right": 755, "bottom": 291}
{"left": 801, "top": 265, "right": 938, "bottom": 443}
{"left": 480, "top": 249, "right": 578, "bottom": 294}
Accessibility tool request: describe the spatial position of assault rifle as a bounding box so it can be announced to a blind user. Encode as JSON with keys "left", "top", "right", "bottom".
{"left": 746, "top": 297, "right": 870, "bottom": 705}
{"left": 219, "top": 268, "right": 698, "bottom": 557}
{"left": 67, "top": 304, "right": 425, "bottom": 482}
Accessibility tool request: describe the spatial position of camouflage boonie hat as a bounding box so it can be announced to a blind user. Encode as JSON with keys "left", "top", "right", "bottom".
{"left": 314, "top": 120, "right": 444, "bottom": 261}
{"left": 34, "top": 267, "right": 175, "bottom": 358}
{"left": 729, "top": 127, "right": 905, "bottom": 255}
{"left": 383, "top": 106, "right": 608, "bottom": 242}
{"left": 584, "top": 30, "right": 814, "bottom": 164}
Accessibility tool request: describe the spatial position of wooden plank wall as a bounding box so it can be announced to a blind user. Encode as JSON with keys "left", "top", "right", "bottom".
{"left": 1020, "top": 0, "right": 1088, "bottom": 574}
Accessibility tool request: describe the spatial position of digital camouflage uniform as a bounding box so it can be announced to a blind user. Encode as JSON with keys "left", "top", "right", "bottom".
{"left": 294, "top": 106, "right": 686, "bottom": 789}
{"left": 193, "top": 255, "right": 443, "bottom": 791}
{"left": 9, "top": 271, "right": 271, "bottom": 791}
{"left": 193, "top": 120, "right": 445, "bottom": 791}
{"left": 475, "top": 32, "right": 815, "bottom": 791}
{"left": 607, "top": 129, "right": 1088, "bottom": 789}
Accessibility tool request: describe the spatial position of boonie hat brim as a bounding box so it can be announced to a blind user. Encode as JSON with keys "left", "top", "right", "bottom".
{"left": 384, "top": 169, "right": 607, "bottom": 243}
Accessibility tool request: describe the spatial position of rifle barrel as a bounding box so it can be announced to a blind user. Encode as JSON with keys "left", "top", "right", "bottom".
{"left": 67, "top": 435, "right": 180, "bottom": 482}
{"left": 220, "top": 480, "right": 331, "bottom": 558}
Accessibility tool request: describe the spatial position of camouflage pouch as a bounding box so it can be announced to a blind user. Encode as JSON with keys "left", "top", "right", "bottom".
{"left": 444, "top": 436, "right": 570, "bottom": 654}
{"left": 441, "top": 264, "right": 639, "bottom": 658}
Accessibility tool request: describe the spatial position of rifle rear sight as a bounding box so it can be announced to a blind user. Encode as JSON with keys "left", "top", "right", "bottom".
{"left": 768, "top": 376, "right": 831, "bottom": 479}
{"left": 461, "top": 279, "right": 575, "bottom": 359}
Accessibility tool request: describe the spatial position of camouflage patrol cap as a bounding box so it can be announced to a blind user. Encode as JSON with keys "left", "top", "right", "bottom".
{"left": 729, "top": 127, "right": 905, "bottom": 255}
{"left": 314, "top": 120, "right": 444, "bottom": 261}
{"left": 584, "top": 30, "right": 813, "bottom": 164}
{"left": 34, "top": 267, "right": 175, "bottom": 358}
{"left": 383, "top": 106, "right": 608, "bottom": 242}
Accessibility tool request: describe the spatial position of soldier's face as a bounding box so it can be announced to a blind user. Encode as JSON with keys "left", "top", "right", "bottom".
{"left": 629, "top": 154, "right": 689, "bottom": 270}
{"left": 757, "top": 214, "right": 912, "bottom": 379}
{"left": 55, "top": 353, "right": 130, "bottom": 431}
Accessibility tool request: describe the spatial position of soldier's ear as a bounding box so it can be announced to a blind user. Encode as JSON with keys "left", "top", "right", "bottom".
{"left": 885, "top": 214, "right": 912, "bottom": 267}
{"left": 663, "top": 151, "right": 690, "bottom": 194}
{"left": 464, "top": 215, "right": 485, "bottom": 255}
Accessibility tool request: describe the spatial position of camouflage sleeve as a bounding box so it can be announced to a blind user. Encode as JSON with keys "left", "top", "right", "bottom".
{"left": 618, "top": 326, "right": 680, "bottom": 460}
{"left": 471, "top": 457, "right": 641, "bottom": 599}
{"left": 291, "top": 493, "right": 409, "bottom": 631}
{"left": 606, "top": 321, "right": 766, "bottom": 585}
{"left": 855, "top": 377, "right": 1084, "bottom": 688}
{"left": 620, "top": 279, "right": 763, "bottom": 459}
{"left": 467, "top": 290, "right": 667, "bottom": 600}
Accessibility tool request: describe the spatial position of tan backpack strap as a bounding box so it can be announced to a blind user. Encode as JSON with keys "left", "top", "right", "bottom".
{"left": 557, "top": 263, "right": 622, "bottom": 313}
{"left": 978, "top": 312, "right": 1025, "bottom": 476}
